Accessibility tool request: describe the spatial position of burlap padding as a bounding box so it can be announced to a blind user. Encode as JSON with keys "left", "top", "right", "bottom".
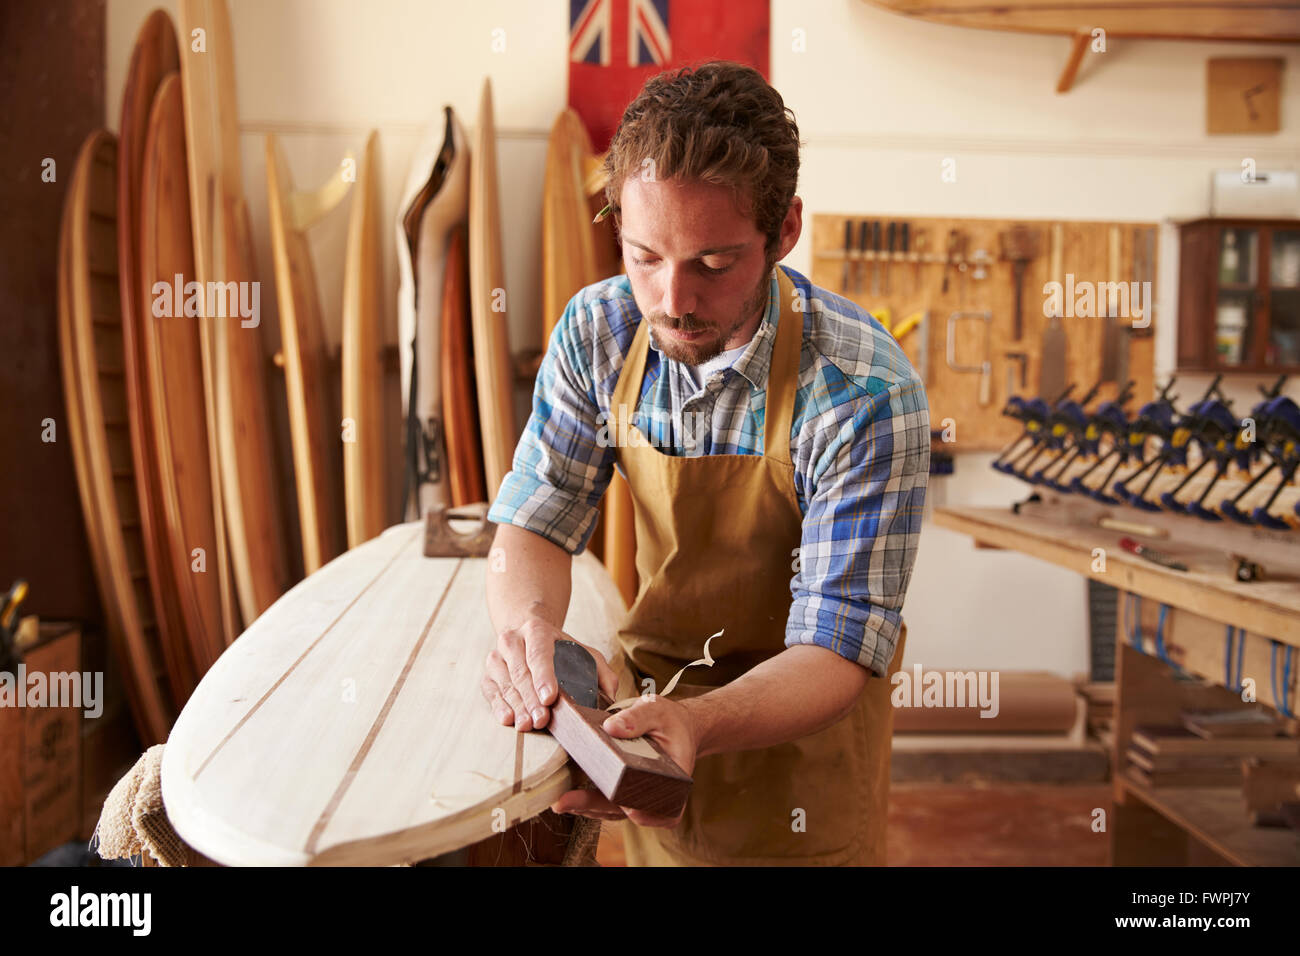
{"left": 93, "top": 744, "right": 190, "bottom": 867}
{"left": 95, "top": 744, "right": 600, "bottom": 866}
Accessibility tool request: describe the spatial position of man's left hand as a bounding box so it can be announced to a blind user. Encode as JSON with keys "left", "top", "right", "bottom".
{"left": 550, "top": 695, "right": 697, "bottom": 828}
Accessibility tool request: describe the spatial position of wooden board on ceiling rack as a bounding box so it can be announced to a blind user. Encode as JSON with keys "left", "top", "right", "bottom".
{"left": 117, "top": 9, "right": 193, "bottom": 709}
{"left": 861, "top": 1, "right": 1300, "bottom": 93}
{"left": 861, "top": 0, "right": 1300, "bottom": 41}
{"left": 58, "top": 131, "right": 174, "bottom": 746}
{"left": 811, "top": 213, "right": 1159, "bottom": 453}
{"left": 266, "top": 133, "right": 349, "bottom": 574}
{"left": 469, "top": 78, "right": 517, "bottom": 502}
{"left": 161, "top": 522, "right": 627, "bottom": 865}
{"left": 139, "top": 75, "right": 228, "bottom": 683}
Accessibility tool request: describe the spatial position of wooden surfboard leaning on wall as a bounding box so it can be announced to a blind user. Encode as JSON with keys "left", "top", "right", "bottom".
{"left": 266, "top": 134, "right": 350, "bottom": 573}
{"left": 439, "top": 226, "right": 486, "bottom": 507}
{"left": 541, "top": 108, "right": 636, "bottom": 606}
{"left": 342, "top": 130, "right": 389, "bottom": 547}
{"left": 117, "top": 9, "right": 196, "bottom": 708}
{"left": 161, "top": 521, "right": 627, "bottom": 865}
{"left": 180, "top": 0, "right": 291, "bottom": 626}
{"left": 469, "top": 79, "right": 517, "bottom": 503}
{"left": 138, "top": 75, "right": 229, "bottom": 679}
{"left": 58, "top": 131, "right": 174, "bottom": 746}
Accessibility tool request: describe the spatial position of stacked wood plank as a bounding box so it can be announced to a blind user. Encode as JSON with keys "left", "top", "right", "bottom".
{"left": 1126, "top": 723, "right": 1300, "bottom": 789}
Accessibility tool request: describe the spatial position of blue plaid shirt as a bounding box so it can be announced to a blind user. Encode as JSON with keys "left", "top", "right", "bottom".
{"left": 488, "top": 265, "right": 929, "bottom": 677}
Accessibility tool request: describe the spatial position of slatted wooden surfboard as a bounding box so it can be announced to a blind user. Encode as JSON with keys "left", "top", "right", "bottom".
{"left": 139, "top": 75, "right": 228, "bottom": 677}
{"left": 117, "top": 10, "right": 193, "bottom": 708}
{"left": 342, "top": 130, "right": 390, "bottom": 548}
{"left": 58, "top": 131, "right": 174, "bottom": 746}
{"left": 161, "top": 521, "right": 627, "bottom": 865}
{"left": 469, "top": 79, "right": 516, "bottom": 502}
{"left": 266, "top": 133, "right": 348, "bottom": 573}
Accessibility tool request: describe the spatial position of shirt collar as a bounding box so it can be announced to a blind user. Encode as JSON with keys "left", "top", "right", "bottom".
{"left": 645, "top": 266, "right": 780, "bottom": 391}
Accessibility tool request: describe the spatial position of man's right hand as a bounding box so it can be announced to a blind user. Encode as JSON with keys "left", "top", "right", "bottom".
{"left": 480, "top": 617, "right": 620, "bottom": 732}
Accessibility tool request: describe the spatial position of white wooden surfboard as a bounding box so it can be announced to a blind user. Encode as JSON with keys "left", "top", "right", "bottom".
{"left": 161, "top": 521, "right": 626, "bottom": 865}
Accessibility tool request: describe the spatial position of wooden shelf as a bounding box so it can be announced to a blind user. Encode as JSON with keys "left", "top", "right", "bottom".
{"left": 932, "top": 503, "right": 1300, "bottom": 643}
{"left": 1119, "top": 775, "right": 1299, "bottom": 866}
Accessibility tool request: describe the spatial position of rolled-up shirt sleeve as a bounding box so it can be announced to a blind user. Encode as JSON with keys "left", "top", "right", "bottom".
{"left": 786, "top": 376, "right": 929, "bottom": 677}
{"left": 486, "top": 293, "right": 617, "bottom": 555}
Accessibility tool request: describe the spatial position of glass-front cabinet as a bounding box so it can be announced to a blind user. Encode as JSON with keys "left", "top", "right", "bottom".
{"left": 1178, "top": 218, "right": 1300, "bottom": 373}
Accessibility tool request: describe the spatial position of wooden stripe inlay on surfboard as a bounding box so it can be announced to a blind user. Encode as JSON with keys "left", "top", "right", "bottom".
{"left": 469, "top": 79, "right": 516, "bottom": 502}
{"left": 139, "top": 74, "right": 228, "bottom": 678}
{"left": 161, "top": 522, "right": 627, "bottom": 865}
{"left": 58, "top": 131, "right": 174, "bottom": 746}
{"left": 267, "top": 133, "right": 347, "bottom": 573}
{"left": 117, "top": 9, "right": 195, "bottom": 709}
{"left": 342, "top": 130, "right": 389, "bottom": 548}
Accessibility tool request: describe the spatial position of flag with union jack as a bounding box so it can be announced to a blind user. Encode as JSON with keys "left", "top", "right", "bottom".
{"left": 568, "top": 0, "right": 770, "bottom": 151}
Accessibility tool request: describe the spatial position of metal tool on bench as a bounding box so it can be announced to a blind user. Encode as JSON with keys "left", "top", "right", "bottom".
{"left": 992, "top": 393, "right": 1053, "bottom": 476}
{"left": 1115, "top": 377, "right": 1225, "bottom": 511}
{"left": 1158, "top": 379, "right": 1245, "bottom": 520}
{"left": 1028, "top": 380, "right": 1103, "bottom": 489}
{"left": 1221, "top": 376, "right": 1300, "bottom": 529}
{"left": 946, "top": 310, "right": 993, "bottom": 407}
{"left": 1066, "top": 381, "right": 1137, "bottom": 498}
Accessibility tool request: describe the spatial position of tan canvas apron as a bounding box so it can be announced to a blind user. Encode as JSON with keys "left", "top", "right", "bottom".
{"left": 609, "top": 267, "right": 907, "bottom": 867}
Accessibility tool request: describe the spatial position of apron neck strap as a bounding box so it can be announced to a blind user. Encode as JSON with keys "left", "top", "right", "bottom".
{"left": 609, "top": 266, "right": 803, "bottom": 465}
{"left": 763, "top": 267, "right": 801, "bottom": 466}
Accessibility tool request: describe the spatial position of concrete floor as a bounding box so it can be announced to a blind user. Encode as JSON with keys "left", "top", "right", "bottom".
{"left": 596, "top": 782, "right": 1113, "bottom": 866}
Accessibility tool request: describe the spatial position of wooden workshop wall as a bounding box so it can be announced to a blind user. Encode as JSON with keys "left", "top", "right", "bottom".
{"left": 811, "top": 214, "right": 1158, "bottom": 452}
{"left": 0, "top": 0, "right": 107, "bottom": 636}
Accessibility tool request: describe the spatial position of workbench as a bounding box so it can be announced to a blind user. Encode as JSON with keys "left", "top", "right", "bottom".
{"left": 934, "top": 497, "right": 1300, "bottom": 866}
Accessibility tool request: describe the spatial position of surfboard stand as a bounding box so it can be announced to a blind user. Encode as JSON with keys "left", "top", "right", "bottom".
{"left": 422, "top": 503, "right": 494, "bottom": 558}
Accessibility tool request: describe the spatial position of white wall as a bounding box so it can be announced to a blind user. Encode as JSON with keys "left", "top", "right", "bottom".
{"left": 106, "top": 0, "right": 1300, "bottom": 676}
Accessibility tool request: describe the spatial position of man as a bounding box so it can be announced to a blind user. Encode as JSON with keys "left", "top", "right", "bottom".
{"left": 481, "top": 61, "right": 928, "bottom": 866}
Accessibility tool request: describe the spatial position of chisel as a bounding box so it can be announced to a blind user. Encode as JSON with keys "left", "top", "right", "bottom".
{"left": 884, "top": 221, "right": 896, "bottom": 295}
{"left": 871, "top": 221, "right": 882, "bottom": 296}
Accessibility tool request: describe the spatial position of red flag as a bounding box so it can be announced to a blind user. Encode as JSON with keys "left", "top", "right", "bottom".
{"left": 568, "top": 0, "right": 770, "bottom": 152}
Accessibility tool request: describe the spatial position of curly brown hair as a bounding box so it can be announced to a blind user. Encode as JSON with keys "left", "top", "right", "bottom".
{"left": 602, "top": 61, "right": 801, "bottom": 256}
